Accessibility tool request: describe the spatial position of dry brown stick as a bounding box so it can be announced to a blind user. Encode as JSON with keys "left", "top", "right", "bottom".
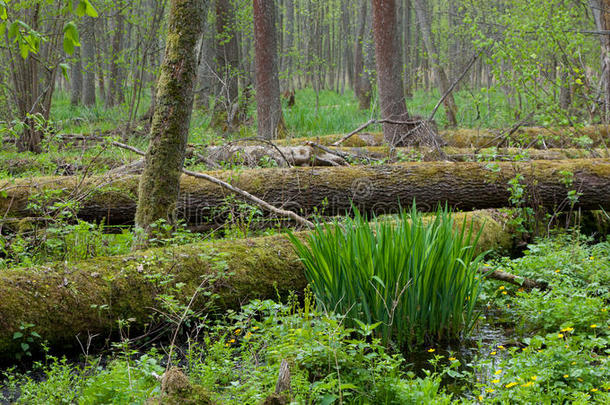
{"left": 113, "top": 142, "right": 315, "bottom": 229}
{"left": 479, "top": 268, "right": 549, "bottom": 290}
{"left": 331, "top": 119, "right": 377, "bottom": 147}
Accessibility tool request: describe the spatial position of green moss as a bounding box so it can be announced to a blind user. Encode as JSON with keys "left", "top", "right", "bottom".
{"left": 0, "top": 211, "right": 515, "bottom": 361}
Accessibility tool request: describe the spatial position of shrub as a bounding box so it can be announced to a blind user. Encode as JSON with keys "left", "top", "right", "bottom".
{"left": 290, "top": 204, "right": 486, "bottom": 348}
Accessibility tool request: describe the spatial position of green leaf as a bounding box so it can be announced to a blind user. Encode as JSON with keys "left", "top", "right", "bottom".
{"left": 84, "top": 1, "right": 99, "bottom": 18}
{"left": 63, "top": 36, "right": 75, "bottom": 55}
{"left": 21, "top": 342, "right": 30, "bottom": 352}
{"left": 320, "top": 395, "right": 338, "bottom": 405}
{"left": 75, "top": 1, "right": 87, "bottom": 16}
{"left": 59, "top": 63, "right": 70, "bottom": 81}
{"left": 12, "top": 332, "right": 23, "bottom": 340}
{"left": 8, "top": 20, "right": 19, "bottom": 40}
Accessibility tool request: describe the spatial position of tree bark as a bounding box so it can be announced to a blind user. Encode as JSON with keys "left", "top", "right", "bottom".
{"left": 3, "top": 159, "right": 610, "bottom": 226}
{"left": 412, "top": 0, "right": 458, "bottom": 127}
{"left": 254, "top": 0, "right": 286, "bottom": 139}
{"left": 212, "top": 0, "right": 240, "bottom": 130}
{"left": 354, "top": 0, "right": 372, "bottom": 110}
{"left": 70, "top": 48, "right": 83, "bottom": 107}
{"left": 81, "top": 17, "right": 97, "bottom": 107}
{"left": 0, "top": 211, "right": 513, "bottom": 361}
{"left": 371, "top": 0, "right": 411, "bottom": 145}
{"left": 107, "top": 5, "right": 125, "bottom": 108}
{"left": 134, "top": 0, "right": 206, "bottom": 235}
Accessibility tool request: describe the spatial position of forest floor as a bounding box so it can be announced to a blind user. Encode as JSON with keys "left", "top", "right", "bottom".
{"left": 0, "top": 88, "right": 609, "bottom": 404}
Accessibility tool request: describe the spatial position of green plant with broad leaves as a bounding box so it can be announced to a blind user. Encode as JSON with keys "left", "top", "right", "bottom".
{"left": 289, "top": 204, "right": 486, "bottom": 348}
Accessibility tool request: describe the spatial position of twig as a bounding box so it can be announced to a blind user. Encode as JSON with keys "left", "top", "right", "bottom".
{"left": 112, "top": 142, "right": 315, "bottom": 229}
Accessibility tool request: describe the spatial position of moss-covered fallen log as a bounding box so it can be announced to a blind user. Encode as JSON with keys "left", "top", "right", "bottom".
{"left": 1, "top": 159, "right": 609, "bottom": 226}
{"left": 277, "top": 125, "right": 610, "bottom": 149}
{"left": 0, "top": 210, "right": 513, "bottom": 361}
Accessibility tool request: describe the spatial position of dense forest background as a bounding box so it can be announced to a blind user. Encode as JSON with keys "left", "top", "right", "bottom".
{"left": 1, "top": 0, "right": 609, "bottom": 150}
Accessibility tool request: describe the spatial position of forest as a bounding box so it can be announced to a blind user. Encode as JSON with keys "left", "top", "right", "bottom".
{"left": 0, "top": 0, "right": 609, "bottom": 403}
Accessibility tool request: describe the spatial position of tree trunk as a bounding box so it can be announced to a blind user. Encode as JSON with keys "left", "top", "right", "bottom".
{"left": 70, "top": 48, "right": 83, "bottom": 106}
{"left": 372, "top": 0, "right": 440, "bottom": 146}
{"left": 590, "top": 0, "right": 610, "bottom": 122}
{"left": 354, "top": 0, "right": 372, "bottom": 110}
{"left": 281, "top": 0, "right": 295, "bottom": 91}
{"left": 212, "top": 0, "right": 240, "bottom": 130}
{"left": 134, "top": 0, "right": 206, "bottom": 235}
{"left": 4, "top": 159, "right": 610, "bottom": 226}
{"left": 107, "top": 6, "right": 125, "bottom": 108}
{"left": 254, "top": 0, "right": 285, "bottom": 139}
{"left": 412, "top": 0, "right": 458, "bottom": 127}
{"left": 0, "top": 211, "right": 513, "bottom": 361}
{"left": 81, "top": 17, "right": 97, "bottom": 107}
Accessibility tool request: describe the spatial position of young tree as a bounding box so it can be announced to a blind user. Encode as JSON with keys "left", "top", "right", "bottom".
{"left": 354, "top": 0, "right": 372, "bottom": 110}
{"left": 212, "top": 0, "right": 240, "bottom": 131}
{"left": 412, "top": 0, "right": 458, "bottom": 126}
{"left": 80, "top": 16, "right": 97, "bottom": 106}
{"left": 591, "top": 0, "right": 610, "bottom": 122}
{"left": 135, "top": 0, "right": 206, "bottom": 237}
{"left": 253, "top": 0, "right": 285, "bottom": 139}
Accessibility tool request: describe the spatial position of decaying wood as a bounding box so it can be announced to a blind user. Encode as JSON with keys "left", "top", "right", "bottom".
{"left": 112, "top": 141, "right": 314, "bottom": 228}
{"left": 0, "top": 210, "right": 514, "bottom": 360}
{"left": 2, "top": 159, "right": 609, "bottom": 226}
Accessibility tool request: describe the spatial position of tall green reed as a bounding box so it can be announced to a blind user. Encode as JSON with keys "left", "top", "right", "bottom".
{"left": 289, "top": 204, "right": 486, "bottom": 349}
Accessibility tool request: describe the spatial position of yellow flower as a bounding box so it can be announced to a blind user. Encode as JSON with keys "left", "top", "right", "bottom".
{"left": 563, "top": 374, "right": 569, "bottom": 378}
{"left": 561, "top": 327, "right": 574, "bottom": 333}
{"left": 558, "top": 333, "right": 564, "bottom": 338}
{"left": 590, "top": 256, "right": 595, "bottom": 260}
{"left": 517, "top": 288, "right": 524, "bottom": 292}
{"left": 229, "top": 338, "right": 235, "bottom": 343}
{"left": 486, "top": 388, "right": 495, "bottom": 393}
{"left": 530, "top": 376, "right": 537, "bottom": 381}
{"left": 495, "top": 370, "right": 503, "bottom": 375}
{"left": 505, "top": 382, "right": 518, "bottom": 388}
{"left": 491, "top": 379, "right": 500, "bottom": 384}
{"left": 449, "top": 357, "right": 457, "bottom": 361}
{"left": 245, "top": 332, "right": 252, "bottom": 339}
{"left": 490, "top": 351, "right": 497, "bottom": 355}
{"left": 521, "top": 382, "right": 534, "bottom": 387}
{"left": 555, "top": 269, "right": 561, "bottom": 273}
{"left": 591, "top": 388, "right": 598, "bottom": 392}
{"left": 507, "top": 304, "right": 510, "bottom": 308}
{"left": 234, "top": 329, "right": 241, "bottom": 335}
{"left": 602, "top": 308, "right": 607, "bottom": 312}
{"left": 478, "top": 395, "right": 483, "bottom": 401}
{"left": 252, "top": 326, "right": 259, "bottom": 330}
{"left": 571, "top": 361, "right": 576, "bottom": 365}
{"left": 590, "top": 324, "right": 598, "bottom": 328}
{"left": 497, "top": 345, "right": 505, "bottom": 350}
{"left": 498, "top": 286, "right": 505, "bottom": 290}
{"left": 502, "top": 291, "right": 508, "bottom": 295}
{"left": 225, "top": 343, "right": 230, "bottom": 347}
{"left": 428, "top": 348, "right": 435, "bottom": 353}
{"left": 578, "top": 378, "right": 583, "bottom": 382}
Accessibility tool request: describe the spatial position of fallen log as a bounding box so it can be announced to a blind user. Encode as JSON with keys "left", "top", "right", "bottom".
{"left": 277, "top": 126, "right": 610, "bottom": 149}
{"left": 1, "top": 159, "right": 609, "bottom": 226}
{"left": 0, "top": 210, "right": 514, "bottom": 361}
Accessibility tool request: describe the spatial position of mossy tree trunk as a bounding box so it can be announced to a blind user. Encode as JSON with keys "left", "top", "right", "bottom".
{"left": 0, "top": 211, "right": 513, "bottom": 362}
{"left": 134, "top": 0, "right": 207, "bottom": 236}
{"left": 253, "top": 0, "right": 286, "bottom": 139}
